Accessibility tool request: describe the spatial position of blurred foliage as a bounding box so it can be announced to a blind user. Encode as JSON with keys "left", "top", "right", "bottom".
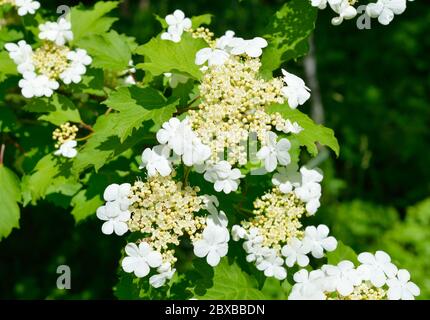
{"left": 0, "top": 0, "right": 429, "bottom": 299}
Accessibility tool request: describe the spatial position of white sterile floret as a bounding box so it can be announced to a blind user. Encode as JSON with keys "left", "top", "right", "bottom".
{"left": 357, "top": 251, "right": 398, "bottom": 287}
{"left": 289, "top": 269, "right": 326, "bottom": 300}
{"left": 140, "top": 145, "right": 172, "bottom": 177}
{"left": 18, "top": 72, "right": 59, "bottom": 98}
{"left": 281, "top": 69, "right": 311, "bottom": 109}
{"left": 59, "top": 49, "right": 92, "bottom": 84}
{"left": 39, "top": 18, "right": 73, "bottom": 46}
{"left": 329, "top": 0, "right": 358, "bottom": 26}
{"left": 54, "top": 140, "right": 78, "bottom": 158}
{"left": 322, "top": 260, "right": 361, "bottom": 296}
{"left": 366, "top": 0, "right": 407, "bottom": 25}
{"left": 149, "top": 263, "right": 176, "bottom": 288}
{"left": 256, "top": 251, "right": 287, "bottom": 280}
{"left": 294, "top": 166, "right": 323, "bottom": 214}
{"left": 386, "top": 269, "right": 420, "bottom": 300}
{"left": 5, "top": 40, "right": 34, "bottom": 74}
{"left": 121, "top": 242, "right": 163, "bottom": 278}
{"left": 230, "top": 37, "right": 268, "bottom": 58}
{"left": 310, "top": 0, "right": 328, "bottom": 10}
{"left": 157, "top": 117, "right": 211, "bottom": 166}
{"left": 216, "top": 30, "right": 238, "bottom": 52}
{"left": 303, "top": 224, "right": 338, "bottom": 259}
{"left": 103, "top": 183, "right": 131, "bottom": 210}
{"left": 164, "top": 72, "right": 188, "bottom": 88}
{"left": 15, "top": 0, "right": 40, "bottom": 16}
{"left": 282, "top": 119, "right": 303, "bottom": 134}
{"left": 96, "top": 201, "right": 130, "bottom": 236}
{"left": 161, "top": 9, "right": 192, "bottom": 43}
{"left": 204, "top": 161, "right": 243, "bottom": 194}
{"left": 256, "top": 131, "right": 291, "bottom": 172}
{"left": 272, "top": 163, "right": 301, "bottom": 194}
{"left": 193, "top": 225, "right": 229, "bottom": 267}
{"left": 195, "top": 47, "right": 230, "bottom": 66}
{"left": 231, "top": 225, "right": 247, "bottom": 241}
{"left": 281, "top": 238, "right": 311, "bottom": 267}
{"left": 201, "top": 194, "right": 220, "bottom": 215}
{"left": 207, "top": 210, "right": 228, "bottom": 229}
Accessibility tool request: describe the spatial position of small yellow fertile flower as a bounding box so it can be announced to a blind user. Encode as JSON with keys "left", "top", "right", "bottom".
{"left": 52, "top": 122, "right": 79, "bottom": 148}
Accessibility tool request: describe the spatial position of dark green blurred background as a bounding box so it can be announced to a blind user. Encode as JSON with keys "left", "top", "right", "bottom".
{"left": 0, "top": 0, "right": 429, "bottom": 299}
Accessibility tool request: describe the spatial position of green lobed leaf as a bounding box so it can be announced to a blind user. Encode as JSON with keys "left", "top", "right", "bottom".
{"left": 326, "top": 241, "right": 359, "bottom": 265}
{"left": 71, "top": 190, "right": 103, "bottom": 222}
{"left": 136, "top": 33, "right": 207, "bottom": 80}
{"left": 194, "top": 258, "right": 268, "bottom": 300}
{"left": 70, "top": 1, "right": 119, "bottom": 44}
{"left": 191, "top": 14, "right": 212, "bottom": 28}
{"left": 267, "top": 103, "right": 340, "bottom": 157}
{"left": 24, "top": 94, "right": 81, "bottom": 125}
{"left": 76, "top": 31, "right": 132, "bottom": 72}
{"left": 103, "top": 86, "right": 179, "bottom": 142}
{"left": 0, "top": 51, "right": 18, "bottom": 76}
{"left": 260, "top": 0, "right": 317, "bottom": 77}
{"left": 0, "top": 166, "right": 21, "bottom": 240}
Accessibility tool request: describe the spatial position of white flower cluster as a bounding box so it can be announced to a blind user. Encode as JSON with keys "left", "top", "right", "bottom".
{"left": 5, "top": 18, "right": 92, "bottom": 98}
{"left": 272, "top": 164, "right": 323, "bottom": 214}
{"left": 311, "top": 0, "right": 414, "bottom": 26}
{"left": 0, "top": 0, "right": 40, "bottom": 16}
{"left": 52, "top": 122, "right": 79, "bottom": 159}
{"left": 96, "top": 175, "right": 230, "bottom": 288}
{"left": 161, "top": 9, "right": 192, "bottom": 43}
{"left": 289, "top": 251, "right": 420, "bottom": 300}
{"left": 195, "top": 30, "right": 268, "bottom": 67}
{"left": 232, "top": 224, "right": 337, "bottom": 280}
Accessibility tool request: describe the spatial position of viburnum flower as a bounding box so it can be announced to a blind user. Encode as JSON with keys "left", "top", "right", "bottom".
{"left": 256, "top": 251, "right": 287, "bottom": 280}
{"left": 122, "top": 242, "right": 163, "bottom": 278}
{"left": 204, "top": 161, "right": 243, "bottom": 194}
{"left": 149, "top": 263, "right": 176, "bottom": 288}
{"left": 195, "top": 48, "right": 230, "bottom": 66}
{"left": 230, "top": 37, "right": 268, "bottom": 58}
{"left": 39, "top": 18, "right": 74, "bottom": 46}
{"left": 330, "top": 0, "right": 358, "bottom": 26}
{"left": 60, "top": 49, "right": 92, "bottom": 84}
{"left": 366, "top": 0, "right": 407, "bottom": 25}
{"left": 103, "top": 183, "right": 131, "bottom": 210}
{"left": 18, "top": 72, "right": 59, "bottom": 99}
{"left": 231, "top": 225, "right": 247, "bottom": 241}
{"left": 15, "top": 0, "right": 40, "bottom": 16}
{"left": 4, "top": 41, "right": 34, "bottom": 73}
{"left": 311, "top": 0, "right": 328, "bottom": 10}
{"left": 295, "top": 167, "right": 323, "bottom": 214}
{"left": 256, "top": 131, "right": 291, "bottom": 172}
{"left": 322, "top": 260, "right": 361, "bottom": 296}
{"left": 386, "top": 269, "right": 420, "bottom": 300}
{"left": 140, "top": 145, "right": 172, "bottom": 177}
{"left": 303, "top": 225, "right": 338, "bottom": 259}
{"left": 216, "top": 30, "right": 237, "bottom": 51}
{"left": 54, "top": 140, "right": 77, "bottom": 158}
{"left": 201, "top": 194, "right": 220, "bottom": 216}
{"left": 289, "top": 269, "right": 326, "bottom": 300}
{"left": 281, "top": 238, "right": 311, "bottom": 267}
{"left": 281, "top": 69, "right": 311, "bottom": 109}
{"left": 96, "top": 201, "right": 130, "bottom": 236}
{"left": 193, "top": 225, "right": 229, "bottom": 267}
{"left": 271, "top": 163, "right": 301, "bottom": 194}
{"left": 357, "top": 251, "right": 398, "bottom": 287}
{"left": 161, "top": 9, "right": 192, "bottom": 43}
{"left": 164, "top": 72, "right": 188, "bottom": 88}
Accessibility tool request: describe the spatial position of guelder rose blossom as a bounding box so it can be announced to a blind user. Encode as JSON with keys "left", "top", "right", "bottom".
{"left": 281, "top": 69, "right": 311, "bottom": 109}
{"left": 161, "top": 10, "right": 192, "bottom": 43}
{"left": 122, "top": 242, "right": 163, "bottom": 278}
{"left": 310, "top": 0, "right": 413, "bottom": 27}
{"left": 193, "top": 225, "right": 229, "bottom": 267}
{"left": 140, "top": 145, "right": 172, "bottom": 177}
{"left": 256, "top": 131, "right": 291, "bottom": 172}
{"left": 54, "top": 140, "right": 78, "bottom": 158}
{"left": 6, "top": 18, "right": 91, "bottom": 98}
